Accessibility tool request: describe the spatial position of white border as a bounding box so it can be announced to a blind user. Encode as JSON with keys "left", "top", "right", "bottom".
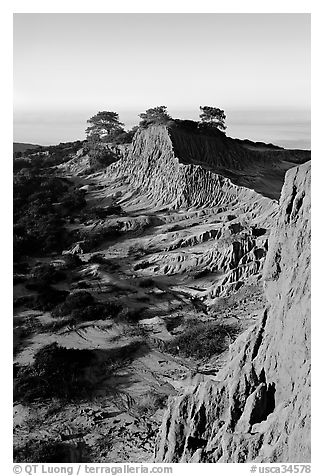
{"left": 2, "top": 2, "right": 320, "bottom": 475}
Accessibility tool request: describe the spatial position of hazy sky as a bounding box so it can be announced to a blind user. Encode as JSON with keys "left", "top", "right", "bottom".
{"left": 13, "top": 13, "right": 310, "bottom": 147}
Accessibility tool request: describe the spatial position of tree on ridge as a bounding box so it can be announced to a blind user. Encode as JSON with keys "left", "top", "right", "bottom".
{"left": 86, "top": 111, "right": 124, "bottom": 140}
{"left": 199, "top": 106, "right": 226, "bottom": 131}
{"left": 139, "top": 106, "right": 172, "bottom": 128}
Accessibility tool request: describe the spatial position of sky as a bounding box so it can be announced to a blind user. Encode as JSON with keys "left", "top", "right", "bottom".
{"left": 13, "top": 13, "right": 311, "bottom": 148}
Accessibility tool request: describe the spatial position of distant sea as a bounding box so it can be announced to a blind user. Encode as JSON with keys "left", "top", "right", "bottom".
{"left": 225, "top": 110, "right": 311, "bottom": 150}
{"left": 14, "top": 109, "right": 310, "bottom": 150}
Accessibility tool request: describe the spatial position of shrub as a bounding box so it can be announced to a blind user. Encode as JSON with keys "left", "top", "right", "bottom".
{"left": 33, "top": 287, "right": 69, "bottom": 311}
{"left": 13, "top": 172, "right": 76, "bottom": 258}
{"left": 63, "top": 254, "right": 82, "bottom": 269}
{"left": 117, "top": 307, "right": 143, "bottom": 323}
{"left": 13, "top": 295, "right": 34, "bottom": 308}
{"left": 134, "top": 389, "right": 167, "bottom": 416}
{"left": 133, "top": 260, "right": 151, "bottom": 271}
{"left": 71, "top": 280, "right": 91, "bottom": 289}
{"left": 25, "top": 264, "right": 66, "bottom": 290}
{"left": 52, "top": 292, "right": 122, "bottom": 322}
{"left": 60, "top": 188, "right": 86, "bottom": 211}
{"left": 193, "top": 269, "right": 210, "bottom": 279}
{"left": 69, "top": 302, "right": 121, "bottom": 323}
{"left": 166, "top": 321, "right": 239, "bottom": 359}
{"left": 40, "top": 316, "right": 75, "bottom": 333}
{"left": 128, "top": 244, "right": 147, "bottom": 258}
{"left": 14, "top": 439, "right": 91, "bottom": 463}
{"left": 80, "top": 206, "right": 123, "bottom": 222}
{"left": 87, "top": 253, "right": 108, "bottom": 264}
{"left": 138, "top": 278, "right": 155, "bottom": 288}
{"left": 14, "top": 343, "right": 96, "bottom": 403}
{"left": 52, "top": 291, "right": 94, "bottom": 317}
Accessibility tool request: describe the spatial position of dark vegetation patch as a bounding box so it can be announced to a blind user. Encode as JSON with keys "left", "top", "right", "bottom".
{"left": 128, "top": 244, "right": 148, "bottom": 259}
{"left": 14, "top": 340, "right": 147, "bottom": 405}
{"left": 69, "top": 301, "right": 122, "bottom": 324}
{"left": 117, "top": 307, "right": 144, "bottom": 323}
{"left": 33, "top": 287, "right": 69, "bottom": 312}
{"left": 172, "top": 119, "right": 227, "bottom": 138}
{"left": 193, "top": 269, "right": 210, "bottom": 279}
{"left": 138, "top": 278, "right": 155, "bottom": 288}
{"left": 52, "top": 291, "right": 95, "bottom": 317}
{"left": 51, "top": 291, "right": 122, "bottom": 324}
{"left": 14, "top": 438, "right": 92, "bottom": 463}
{"left": 14, "top": 343, "right": 96, "bottom": 403}
{"left": 73, "top": 224, "right": 123, "bottom": 252}
{"left": 135, "top": 389, "right": 168, "bottom": 416}
{"left": 79, "top": 204, "right": 124, "bottom": 223}
{"left": 13, "top": 295, "right": 35, "bottom": 309}
{"left": 25, "top": 264, "right": 67, "bottom": 290}
{"left": 62, "top": 254, "right": 83, "bottom": 269}
{"left": 14, "top": 168, "right": 86, "bottom": 260}
{"left": 166, "top": 321, "right": 240, "bottom": 359}
{"left": 13, "top": 141, "right": 84, "bottom": 168}
{"left": 71, "top": 280, "right": 91, "bottom": 289}
{"left": 133, "top": 260, "right": 151, "bottom": 271}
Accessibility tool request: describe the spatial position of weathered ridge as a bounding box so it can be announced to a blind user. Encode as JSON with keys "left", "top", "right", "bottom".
{"left": 154, "top": 161, "right": 311, "bottom": 463}
{"left": 13, "top": 122, "right": 311, "bottom": 463}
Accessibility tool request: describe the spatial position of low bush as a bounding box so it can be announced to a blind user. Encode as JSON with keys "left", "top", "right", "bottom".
{"left": 52, "top": 291, "right": 94, "bottom": 317}
{"left": 80, "top": 205, "right": 123, "bottom": 222}
{"left": 128, "top": 244, "right": 147, "bottom": 258}
{"left": 14, "top": 439, "right": 91, "bottom": 463}
{"left": 14, "top": 343, "right": 96, "bottom": 403}
{"left": 133, "top": 260, "right": 151, "bottom": 271}
{"left": 52, "top": 291, "right": 122, "bottom": 323}
{"left": 40, "top": 316, "right": 75, "bottom": 333}
{"left": 13, "top": 295, "right": 34, "bottom": 308}
{"left": 33, "top": 287, "right": 69, "bottom": 311}
{"left": 117, "top": 307, "right": 143, "bottom": 323}
{"left": 138, "top": 278, "right": 155, "bottom": 288}
{"left": 25, "top": 264, "right": 67, "bottom": 289}
{"left": 71, "top": 280, "right": 91, "bottom": 289}
{"left": 87, "top": 253, "right": 108, "bottom": 264}
{"left": 134, "top": 389, "right": 167, "bottom": 416}
{"left": 63, "top": 254, "right": 82, "bottom": 269}
{"left": 193, "top": 269, "right": 210, "bottom": 279}
{"left": 166, "top": 321, "right": 239, "bottom": 359}
{"left": 69, "top": 301, "right": 121, "bottom": 323}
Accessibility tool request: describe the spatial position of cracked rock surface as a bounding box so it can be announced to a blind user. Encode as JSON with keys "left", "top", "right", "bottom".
{"left": 154, "top": 162, "right": 311, "bottom": 463}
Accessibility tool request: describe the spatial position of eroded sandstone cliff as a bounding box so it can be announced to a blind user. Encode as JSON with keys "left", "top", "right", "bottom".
{"left": 154, "top": 161, "right": 311, "bottom": 463}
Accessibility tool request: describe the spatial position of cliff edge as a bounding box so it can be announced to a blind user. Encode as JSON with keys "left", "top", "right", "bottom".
{"left": 154, "top": 161, "right": 311, "bottom": 463}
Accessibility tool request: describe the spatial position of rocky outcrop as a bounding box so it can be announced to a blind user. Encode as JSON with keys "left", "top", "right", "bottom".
{"left": 108, "top": 125, "right": 281, "bottom": 211}
{"left": 103, "top": 125, "right": 310, "bottom": 300}
{"left": 154, "top": 161, "right": 311, "bottom": 463}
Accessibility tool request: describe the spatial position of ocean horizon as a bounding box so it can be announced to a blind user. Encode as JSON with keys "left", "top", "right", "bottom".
{"left": 13, "top": 108, "right": 311, "bottom": 150}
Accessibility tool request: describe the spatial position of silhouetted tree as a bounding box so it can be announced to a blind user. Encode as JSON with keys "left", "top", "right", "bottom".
{"left": 139, "top": 106, "right": 172, "bottom": 128}
{"left": 199, "top": 106, "right": 226, "bottom": 131}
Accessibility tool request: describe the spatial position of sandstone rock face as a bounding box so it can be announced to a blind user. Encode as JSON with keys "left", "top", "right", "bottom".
{"left": 154, "top": 161, "right": 311, "bottom": 463}
{"left": 109, "top": 125, "right": 280, "bottom": 210}
{"left": 103, "top": 126, "right": 310, "bottom": 301}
